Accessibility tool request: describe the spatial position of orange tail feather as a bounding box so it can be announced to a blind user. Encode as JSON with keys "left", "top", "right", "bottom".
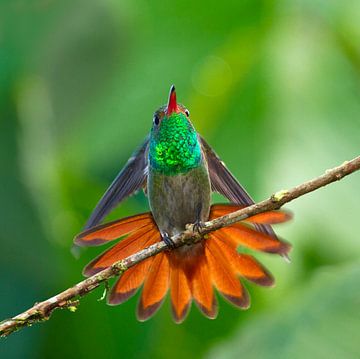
{"left": 206, "top": 236, "right": 249, "bottom": 308}
{"left": 212, "top": 232, "right": 274, "bottom": 286}
{"left": 74, "top": 213, "right": 154, "bottom": 246}
{"left": 75, "top": 204, "right": 292, "bottom": 322}
{"left": 107, "top": 228, "right": 161, "bottom": 304}
{"left": 187, "top": 248, "right": 218, "bottom": 319}
{"left": 169, "top": 255, "right": 192, "bottom": 323}
{"left": 83, "top": 227, "right": 159, "bottom": 276}
{"left": 218, "top": 225, "right": 291, "bottom": 255}
{"left": 210, "top": 204, "right": 292, "bottom": 225}
{"left": 108, "top": 257, "right": 153, "bottom": 305}
{"left": 137, "top": 252, "right": 170, "bottom": 321}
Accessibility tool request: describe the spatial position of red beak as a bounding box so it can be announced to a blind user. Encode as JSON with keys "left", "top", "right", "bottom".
{"left": 166, "top": 85, "right": 177, "bottom": 115}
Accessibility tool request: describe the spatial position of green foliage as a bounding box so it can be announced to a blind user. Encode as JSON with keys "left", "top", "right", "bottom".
{"left": 0, "top": 0, "right": 359, "bottom": 358}
{"left": 208, "top": 264, "right": 360, "bottom": 359}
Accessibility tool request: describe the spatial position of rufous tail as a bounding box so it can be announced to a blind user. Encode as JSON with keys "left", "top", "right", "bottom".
{"left": 74, "top": 204, "right": 292, "bottom": 323}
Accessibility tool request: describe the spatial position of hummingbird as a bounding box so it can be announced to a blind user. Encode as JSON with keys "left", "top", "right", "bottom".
{"left": 75, "top": 85, "right": 291, "bottom": 323}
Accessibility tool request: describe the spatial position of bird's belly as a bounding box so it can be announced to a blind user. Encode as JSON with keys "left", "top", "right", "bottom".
{"left": 148, "top": 166, "right": 211, "bottom": 236}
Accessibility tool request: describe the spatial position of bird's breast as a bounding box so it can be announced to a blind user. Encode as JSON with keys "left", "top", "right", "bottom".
{"left": 148, "top": 164, "right": 211, "bottom": 236}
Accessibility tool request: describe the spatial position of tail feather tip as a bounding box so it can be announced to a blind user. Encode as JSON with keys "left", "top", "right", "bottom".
{"left": 171, "top": 303, "right": 191, "bottom": 324}
{"left": 248, "top": 274, "right": 275, "bottom": 287}
{"left": 194, "top": 298, "right": 218, "bottom": 320}
{"left": 136, "top": 300, "right": 164, "bottom": 322}
{"left": 107, "top": 289, "right": 137, "bottom": 306}
{"left": 221, "top": 288, "right": 250, "bottom": 309}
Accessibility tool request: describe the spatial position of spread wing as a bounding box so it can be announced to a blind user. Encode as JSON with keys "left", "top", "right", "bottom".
{"left": 200, "top": 136, "right": 277, "bottom": 238}
{"left": 84, "top": 137, "right": 149, "bottom": 230}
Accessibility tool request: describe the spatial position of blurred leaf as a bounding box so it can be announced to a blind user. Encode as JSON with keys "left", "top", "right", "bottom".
{"left": 208, "top": 264, "right": 360, "bottom": 359}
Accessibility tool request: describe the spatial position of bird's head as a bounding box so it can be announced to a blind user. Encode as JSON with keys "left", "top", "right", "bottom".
{"left": 149, "top": 85, "right": 201, "bottom": 175}
{"left": 151, "top": 85, "right": 191, "bottom": 129}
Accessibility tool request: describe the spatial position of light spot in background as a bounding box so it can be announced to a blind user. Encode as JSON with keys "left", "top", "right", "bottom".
{"left": 267, "top": 17, "right": 322, "bottom": 97}
{"left": 191, "top": 55, "right": 233, "bottom": 97}
{"left": 187, "top": 29, "right": 260, "bottom": 135}
{"left": 16, "top": 76, "right": 78, "bottom": 246}
{"left": 339, "top": 3, "right": 360, "bottom": 43}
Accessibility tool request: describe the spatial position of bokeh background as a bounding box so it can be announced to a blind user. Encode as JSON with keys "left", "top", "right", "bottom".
{"left": 1, "top": 0, "right": 360, "bottom": 358}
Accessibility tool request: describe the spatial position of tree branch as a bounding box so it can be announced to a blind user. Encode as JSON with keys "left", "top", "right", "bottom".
{"left": 1, "top": 156, "right": 359, "bottom": 337}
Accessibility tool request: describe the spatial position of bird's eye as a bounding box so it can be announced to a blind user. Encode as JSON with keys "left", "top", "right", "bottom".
{"left": 185, "top": 109, "right": 190, "bottom": 117}
{"left": 153, "top": 115, "right": 160, "bottom": 126}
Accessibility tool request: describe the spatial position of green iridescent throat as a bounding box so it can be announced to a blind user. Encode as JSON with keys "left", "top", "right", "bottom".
{"left": 149, "top": 113, "right": 201, "bottom": 175}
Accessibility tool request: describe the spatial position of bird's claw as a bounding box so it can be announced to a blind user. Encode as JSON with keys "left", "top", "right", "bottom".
{"left": 193, "top": 220, "right": 205, "bottom": 234}
{"left": 162, "top": 232, "right": 175, "bottom": 249}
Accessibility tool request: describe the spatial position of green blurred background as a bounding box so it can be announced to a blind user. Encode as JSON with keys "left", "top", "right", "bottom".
{"left": 1, "top": 0, "right": 360, "bottom": 358}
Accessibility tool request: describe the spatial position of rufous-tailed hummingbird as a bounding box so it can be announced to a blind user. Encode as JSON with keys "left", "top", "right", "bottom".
{"left": 75, "top": 85, "right": 291, "bottom": 323}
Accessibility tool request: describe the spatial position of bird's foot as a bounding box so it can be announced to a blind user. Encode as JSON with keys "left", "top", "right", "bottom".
{"left": 193, "top": 220, "right": 205, "bottom": 235}
{"left": 162, "top": 231, "right": 175, "bottom": 249}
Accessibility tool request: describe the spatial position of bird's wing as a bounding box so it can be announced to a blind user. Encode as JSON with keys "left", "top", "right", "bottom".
{"left": 200, "top": 136, "right": 277, "bottom": 238}
{"left": 84, "top": 136, "right": 149, "bottom": 230}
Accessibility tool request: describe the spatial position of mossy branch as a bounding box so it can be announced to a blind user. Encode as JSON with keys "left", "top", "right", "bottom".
{"left": 1, "top": 156, "right": 359, "bottom": 337}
